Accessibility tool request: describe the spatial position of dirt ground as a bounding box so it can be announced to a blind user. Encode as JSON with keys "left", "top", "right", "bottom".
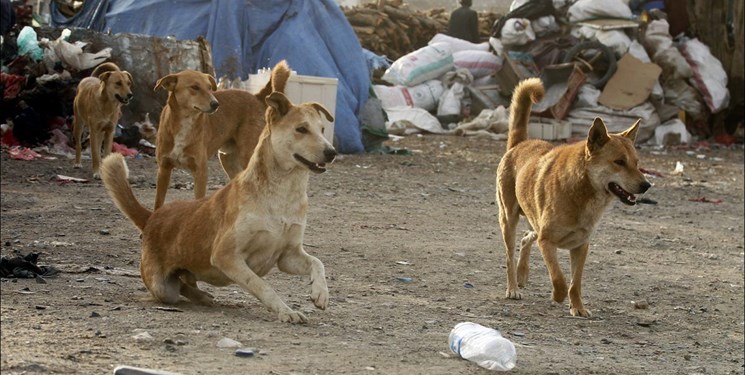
{"left": 1, "top": 134, "right": 743, "bottom": 375}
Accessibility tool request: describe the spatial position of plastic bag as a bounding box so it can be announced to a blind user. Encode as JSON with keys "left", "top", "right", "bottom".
{"left": 438, "top": 69, "right": 473, "bottom": 117}
{"left": 501, "top": 18, "right": 536, "bottom": 47}
{"left": 17, "top": 26, "right": 44, "bottom": 61}
{"left": 680, "top": 38, "right": 730, "bottom": 113}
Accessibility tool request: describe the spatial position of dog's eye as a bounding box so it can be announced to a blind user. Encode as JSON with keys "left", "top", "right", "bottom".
{"left": 296, "top": 127, "right": 308, "bottom": 134}
{"left": 115, "top": 82, "right": 122, "bottom": 86}
{"left": 191, "top": 85, "right": 200, "bottom": 91}
{"left": 614, "top": 159, "right": 626, "bottom": 166}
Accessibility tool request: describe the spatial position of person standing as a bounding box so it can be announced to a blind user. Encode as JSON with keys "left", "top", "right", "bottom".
{"left": 446, "top": 0, "right": 480, "bottom": 43}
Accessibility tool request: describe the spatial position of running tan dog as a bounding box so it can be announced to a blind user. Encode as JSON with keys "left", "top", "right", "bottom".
{"left": 73, "top": 62, "right": 133, "bottom": 178}
{"left": 496, "top": 78, "right": 651, "bottom": 317}
{"left": 153, "top": 61, "right": 290, "bottom": 209}
{"left": 100, "top": 92, "right": 337, "bottom": 323}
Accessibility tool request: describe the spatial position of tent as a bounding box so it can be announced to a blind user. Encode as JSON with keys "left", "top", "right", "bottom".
{"left": 52, "top": 0, "right": 369, "bottom": 153}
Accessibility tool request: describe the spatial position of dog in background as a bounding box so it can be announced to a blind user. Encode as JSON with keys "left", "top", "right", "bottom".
{"left": 496, "top": 78, "right": 651, "bottom": 317}
{"left": 73, "top": 62, "right": 133, "bottom": 178}
{"left": 153, "top": 60, "right": 290, "bottom": 209}
{"left": 100, "top": 91, "right": 337, "bottom": 323}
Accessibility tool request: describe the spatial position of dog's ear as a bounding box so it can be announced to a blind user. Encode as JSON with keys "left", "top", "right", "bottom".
{"left": 618, "top": 119, "right": 641, "bottom": 142}
{"left": 587, "top": 117, "right": 610, "bottom": 153}
{"left": 311, "top": 103, "right": 334, "bottom": 122}
{"left": 266, "top": 92, "right": 292, "bottom": 117}
{"left": 154, "top": 75, "right": 177, "bottom": 92}
{"left": 98, "top": 71, "right": 113, "bottom": 83}
{"left": 206, "top": 74, "right": 217, "bottom": 91}
{"left": 123, "top": 71, "right": 134, "bottom": 86}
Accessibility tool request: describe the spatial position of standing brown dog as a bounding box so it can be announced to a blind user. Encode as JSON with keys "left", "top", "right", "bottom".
{"left": 100, "top": 92, "right": 336, "bottom": 323}
{"left": 496, "top": 78, "right": 651, "bottom": 317}
{"left": 153, "top": 61, "right": 290, "bottom": 209}
{"left": 73, "top": 62, "right": 133, "bottom": 178}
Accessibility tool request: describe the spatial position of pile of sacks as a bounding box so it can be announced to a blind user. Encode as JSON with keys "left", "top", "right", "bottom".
{"left": 372, "top": 33, "right": 504, "bottom": 136}
{"left": 371, "top": 0, "right": 732, "bottom": 145}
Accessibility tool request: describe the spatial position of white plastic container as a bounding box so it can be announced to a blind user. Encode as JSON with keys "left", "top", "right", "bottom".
{"left": 247, "top": 71, "right": 338, "bottom": 143}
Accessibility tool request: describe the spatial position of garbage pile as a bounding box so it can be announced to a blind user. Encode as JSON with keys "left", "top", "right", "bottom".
{"left": 357, "top": 0, "right": 739, "bottom": 146}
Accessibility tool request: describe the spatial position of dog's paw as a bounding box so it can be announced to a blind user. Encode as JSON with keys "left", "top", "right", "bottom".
{"left": 505, "top": 288, "right": 522, "bottom": 300}
{"left": 278, "top": 309, "right": 308, "bottom": 324}
{"left": 93, "top": 172, "right": 102, "bottom": 180}
{"left": 73, "top": 163, "right": 82, "bottom": 169}
{"left": 517, "top": 270, "right": 529, "bottom": 288}
{"left": 570, "top": 306, "right": 592, "bottom": 318}
{"left": 552, "top": 286, "right": 568, "bottom": 303}
{"left": 311, "top": 284, "right": 329, "bottom": 310}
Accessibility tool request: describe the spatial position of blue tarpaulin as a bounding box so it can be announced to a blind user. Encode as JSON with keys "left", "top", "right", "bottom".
{"left": 52, "top": 0, "right": 368, "bottom": 153}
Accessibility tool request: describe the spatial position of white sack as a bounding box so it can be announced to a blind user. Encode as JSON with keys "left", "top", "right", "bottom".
{"left": 654, "top": 118, "right": 692, "bottom": 145}
{"left": 644, "top": 20, "right": 692, "bottom": 80}
{"left": 385, "top": 107, "right": 446, "bottom": 135}
{"left": 680, "top": 38, "right": 730, "bottom": 113}
{"left": 568, "top": 0, "right": 632, "bottom": 22}
{"left": 452, "top": 50, "right": 503, "bottom": 78}
{"left": 382, "top": 42, "right": 454, "bottom": 87}
{"left": 567, "top": 101, "right": 659, "bottom": 142}
{"left": 373, "top": 80, "right": 444, "bottom": 111}
{"left": 428, "top": 33, "right": 490, "bottom": 53}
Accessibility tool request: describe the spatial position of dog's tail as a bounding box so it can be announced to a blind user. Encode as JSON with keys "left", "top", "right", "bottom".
{"left": 256, "top": 60, "right": 291, "bottom": 101}
{"left": 90, "top": 62, "right": 121, "bottom": 78}
{"left": 507, "top": 78, "right": 545, "bottom": 150}
{"left": 100, "top": 154, "right": 151, "bottom": 232}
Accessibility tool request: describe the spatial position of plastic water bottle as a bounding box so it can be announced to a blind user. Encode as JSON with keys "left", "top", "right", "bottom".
{"left": 448, "top": 322, "right": 517, "bottom": 371}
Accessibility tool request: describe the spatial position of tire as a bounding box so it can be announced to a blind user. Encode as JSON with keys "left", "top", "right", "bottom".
{"left": 562, "top": 41, "right": 617, "bottom": 88}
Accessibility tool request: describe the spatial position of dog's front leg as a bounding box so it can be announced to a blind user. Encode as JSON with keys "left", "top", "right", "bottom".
{"left": 277, "top": 246, "right": 329, "bottom": 310}
{"left": 537, "top": 237, "right": 568, "bottom": 304}
{"left": 193, "top": 159, "right": 208, "bottom": 199}
{"left": 211, "top": 243, "right": 307, "bottom": 323}
{"left": 154, "top": 163, "right": 172, "bottom": 210}
{"left": 90, "top": 129, "right": 103, "bottom": 179}
{"left": 568, "top": 243, "right": 591, "bottom": 317}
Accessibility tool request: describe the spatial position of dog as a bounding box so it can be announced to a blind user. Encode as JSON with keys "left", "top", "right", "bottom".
{"left": 153, "top": 61, "right": 290, "bottom": 209}
{"left": 496, "top": 78, "right": 651, "bottom": 317}
{"left": 100, "top": 91, "right": 337, "bottom": 323}
{"left": 73, "top": 62, "right": 133, "bottom": 178}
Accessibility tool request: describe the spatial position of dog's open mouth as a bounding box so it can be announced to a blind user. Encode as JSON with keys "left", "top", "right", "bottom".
{"left": 115, "top": 94, "right": 131, "bottom": 104}
{"left": 294, "top": 154, "right": 327, "bottom": 173}
{"left": 609, "top": 182, "right": 636, "bottom": 205}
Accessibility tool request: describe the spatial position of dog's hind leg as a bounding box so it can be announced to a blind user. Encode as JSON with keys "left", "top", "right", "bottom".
{"left": 178, "top": 272, "right": 214, "bottom": 306}
{"left": 277, "top": 246, "right": 329, "bottom": 311}
{"left": 568, "top": 243, "right": 591, "bottom": 317}
{"left": 517, "top": 230, "right": 537, "bottom": 288}
{"left": 537, "top": 237, "right": 568, "bottom": 304}
{"left": 498, "top": 200, "right": 522, "bottom": 300}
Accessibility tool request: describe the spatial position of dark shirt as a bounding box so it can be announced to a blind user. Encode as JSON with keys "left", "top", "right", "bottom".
{"left": 447, "top": 6, "right": 479, "bottom": 43}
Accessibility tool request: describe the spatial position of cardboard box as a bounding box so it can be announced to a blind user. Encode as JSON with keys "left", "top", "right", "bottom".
{"left": 495, "top": 51, "right": 540, "bottom": 98}
{"left": 247, "top": 73, "right": 338, "bottom": 143}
